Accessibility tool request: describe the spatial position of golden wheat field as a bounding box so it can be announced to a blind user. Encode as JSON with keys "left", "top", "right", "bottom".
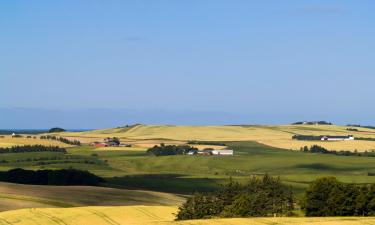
{"left": 0, "top": 136, "right": 71, "bottom": 148}
{"left": 0, "top": 205, "right": 373, "bottom": 225}
{"left": 58, "top": 124, "right": 375, "bottom": 151}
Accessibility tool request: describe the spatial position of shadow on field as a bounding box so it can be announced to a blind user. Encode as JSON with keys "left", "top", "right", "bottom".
{"left": 106, "top": 174, "right": 222, "bottom": 194}
{"left": 294, "top": 163, "right": 348, "bottom": 171}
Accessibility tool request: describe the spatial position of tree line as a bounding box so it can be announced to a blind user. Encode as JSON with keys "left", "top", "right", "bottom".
{"left": 147, "top": 144, "right": 198, "bottom": 156}
{"left": 304, "top": 177, "right": 375, "bottom": 216}
{"left": 40, "top": 135, "right": 81, "bottom": 145}
{"left": 176, "top": 175, "right": 375, "bottom": 220}
{"left": 0, "top": 145, "right": 67, "bottom": 154}
{"left": 300, "top": 145, "right": 375, "bottom": 157}
{"left": 0, "top": 168, "right": 104, "bottom": 186}
{"left": 176, "top": 175, "right": 294, "bottom": 220}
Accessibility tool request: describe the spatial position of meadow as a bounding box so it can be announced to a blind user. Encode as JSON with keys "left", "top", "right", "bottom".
{"left": 1, "top": 141, "right": 375, "bottom": 194}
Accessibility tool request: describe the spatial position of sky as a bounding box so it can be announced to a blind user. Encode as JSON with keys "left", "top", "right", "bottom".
{"left": 1, "top": 0, "right": 375, "bottom": 128}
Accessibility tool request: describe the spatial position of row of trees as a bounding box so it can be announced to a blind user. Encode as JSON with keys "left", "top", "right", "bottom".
{"left": 147, "top": 144, "right": 198, "bottom": 156}
{"left": 292, "top": 135, "right": 322, "bottom": 140}
{"left": 40, "top": 135, "right": 81, "bottom": 145}
{"left": 176, "top": 175, "right": 294, "bottom": 220}
{"left": 0, "top": 168, "right": 104, "bottom": 186}
{"left": 0, "top": 145, "right": 67, "bottom": 154}
{"left": 300, "top": 145, "right": 375, "bottom": 157}
{"left": 304, "top": 177, "right": 375, "bottom": 216}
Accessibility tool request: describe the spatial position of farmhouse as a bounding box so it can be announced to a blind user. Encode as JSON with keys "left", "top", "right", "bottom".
{"left": 321, "top": 135, "right": 354, "bottom": 141}
{"left": 90, "top": 142, "right": 108, "bottom": 147}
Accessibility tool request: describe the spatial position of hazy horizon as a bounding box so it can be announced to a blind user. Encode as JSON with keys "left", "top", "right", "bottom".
{"left": 1, "top": 107, "right": 373, "bottom": 129}
{"left": 2, "top": 1, "right": 375, "bottom": 128}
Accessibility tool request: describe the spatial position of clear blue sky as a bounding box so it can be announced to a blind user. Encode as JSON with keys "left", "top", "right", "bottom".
{"left": 1, "top": 1, "right": 375, "bottom": 128}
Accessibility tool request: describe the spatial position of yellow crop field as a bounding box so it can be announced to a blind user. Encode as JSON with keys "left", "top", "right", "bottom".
{"left": 0, "top": 205, "right": 374, "bottom": 225}
{"left": 0, "top": 136, "right": 71, "bottom": 148}
{"left": 59, "top": 124, "right": 375, "bottom": 152}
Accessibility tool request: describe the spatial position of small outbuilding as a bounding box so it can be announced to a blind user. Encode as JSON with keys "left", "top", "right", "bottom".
{"left": 212, "top": 149, "right": 234, "bottom": 156}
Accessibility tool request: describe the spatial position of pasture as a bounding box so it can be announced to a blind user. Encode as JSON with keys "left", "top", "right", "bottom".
{"left": 0, "top": 205, "right": 374, "bottom": 225}
{"left": 1, "top": 141, "right": 375, "bottom": 194}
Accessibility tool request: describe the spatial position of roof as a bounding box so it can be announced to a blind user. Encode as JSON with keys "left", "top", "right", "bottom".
{"left": 322, "top": 135, "right": 353, "bottom": 138}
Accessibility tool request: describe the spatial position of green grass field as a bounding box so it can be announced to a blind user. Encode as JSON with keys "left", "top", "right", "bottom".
{"left": 1, "top": 141, "right": 374, "bottom": 195}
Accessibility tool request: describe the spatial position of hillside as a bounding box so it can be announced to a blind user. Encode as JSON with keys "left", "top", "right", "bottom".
{"left": 0, "top": 205, "right": 374, "bottom": 225}
{"left": 0, "top": 182, "right": 184, "bottom": 212}
{"left": 59, "top": 124, "right": 375, "bottom": 151}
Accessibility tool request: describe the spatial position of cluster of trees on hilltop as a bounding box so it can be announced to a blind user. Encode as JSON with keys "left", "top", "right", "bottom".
{"left": 48, "top": 127, "right": 66, "bottom": 133}
{"left": 292, "top": 121, "right": 332, "bottom": 125}
{"left": 0, "top": 168, "right": 104, "bottom": 186}
{"left": 40, "top": 135, "right": 81, "bottom": 145}
{"left": 300, "top": 145, "right": 375, "bottom": 157}
{"left": 147, "top": 144, "right": 198, "bottom": 156}
{"left": 0, "top": 145, "right": 67, "bottom": 154}
{"left": 304, "top": 177, "right": 375, "bottom": 216}
{"left": 176, "top": 175, "right": 294, "bottom": 220}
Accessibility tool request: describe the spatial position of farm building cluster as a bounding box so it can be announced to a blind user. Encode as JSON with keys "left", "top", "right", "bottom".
{"left": 90, "top": 138, "right": 131, "bottom": 147}
{"left": 187, "top": 149, "right": 234, "bottom": 156}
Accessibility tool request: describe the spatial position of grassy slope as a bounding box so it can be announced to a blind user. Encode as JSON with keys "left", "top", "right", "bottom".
{"left": 0, "top": 205, "right": 374, "bottom": 225}
{"left": 60, "top": 124, "right": 375, "bottom": 151}
{"left": 0, "top": 182, "right": 184, "bottom": 212}
{"left": 1, "top": 141, "right": 374, "bottom": 194}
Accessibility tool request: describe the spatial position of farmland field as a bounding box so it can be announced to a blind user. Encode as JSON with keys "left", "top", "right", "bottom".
{"left": 0, "top": 205, "right": 374, "bottom": 225}
{"left": 0, "top": 182, "right": 183, "bottom": 212}
{"left": 0, "top": 136, "right": 71, "bottom": 148}
{"left": 1, "top": 140, "right": 375, "bottom": 194}
{"left": 57, "top": 124, "right": 375, "bottom": 151}
{"left": 1, "top": 124, "right": 375, "bottom": 224}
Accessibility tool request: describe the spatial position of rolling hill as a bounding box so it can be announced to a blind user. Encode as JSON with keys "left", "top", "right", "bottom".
{"left": 58, "top": 124, "right": 375, "bottom": 151}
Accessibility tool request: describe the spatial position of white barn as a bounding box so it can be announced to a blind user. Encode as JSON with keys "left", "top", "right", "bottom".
{"left": 211, "top": 149, "right": 234, "bottom": 156}
{"left": 321, "top": 135, "right": 354, "bottom": 141}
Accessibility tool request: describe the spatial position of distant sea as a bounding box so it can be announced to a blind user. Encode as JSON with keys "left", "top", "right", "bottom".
{"left": 0, "top": 129, "right": 90, "bottom": 135}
